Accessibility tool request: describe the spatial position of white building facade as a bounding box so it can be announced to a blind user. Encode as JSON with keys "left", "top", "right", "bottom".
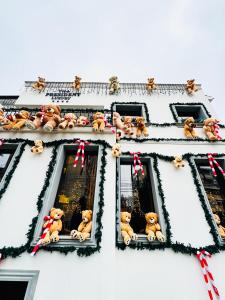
{"left": 0, "top": 80, "right": 224, "bottom": 300}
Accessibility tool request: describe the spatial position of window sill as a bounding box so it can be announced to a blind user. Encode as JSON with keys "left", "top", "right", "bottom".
{"left": 117, "top": 234, "right": 166, "bottom": 245}
{"left": 32, "top": 236, "right": 97, "bottom": 248}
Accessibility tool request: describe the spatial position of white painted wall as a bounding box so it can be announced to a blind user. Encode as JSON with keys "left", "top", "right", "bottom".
{"left": 0, "top": 83, "right": 224, "bottom": 300}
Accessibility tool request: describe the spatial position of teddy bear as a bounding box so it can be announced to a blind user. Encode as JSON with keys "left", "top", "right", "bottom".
{"left": 72, "top": 76, "right": 82, "bottom": 91}
{"left": 183, "top": 117, "right": 198, "bottom": 138}
{"left": 135, "top": 117, "right": 149, "bottom": 137}
{"left": 70, "top": 210, "right": 92, "bottom": 242}
{"left": 0, "top": 108, "right": 9, "bottom": 125}
{"left": 113, "top": 112, "right": 124, "bottom": 130}
{"left": 173, "top": 155, "right": 185, "bottom": 168}
{"left": 112, "top": 143, "right": 121, "bottom": 157}
{"left": 41, "top": 208, "right": 64, "bottom": 245}
{"left": 123, "top": 116, "right": 134, "bottom": 136}
{"left": 92, "top": 112, "right": 105, "bottom": 132}
{"left": 186, "top": 79, "right": 198, "bottom": 94}
{"left": 31, "top": 140, "right": 44, "bottom": 154}
{"left": 3, "top": 110, "right": 31, "bottom": 130}
{"left": 59, "top": 113, "right": 77, "bottom": 129}
{"left": 145, "top": 212, "right": 165, "bottom": 242}
{"left": 203, "top": 118, "right": 220, "bottom": 141}
{"left": 120, "top": 212, "right": 138, "bottom": 245}
{"left": 76, "top": 116, "right": 89, "bottom": 126}
{"left": 109, "top": 76, "right": 120, "bottom": 94}
{"left": 25, "top": 104, "right": 61, "bottom": 132}
{"left": 32, "top": 77, "right": 46, "bottom": 91}
{"left": 213, "top": 214, "right": 225, "bottom": 239}
{"left": 146, "top": 78, "right": 156, "bottom": 91}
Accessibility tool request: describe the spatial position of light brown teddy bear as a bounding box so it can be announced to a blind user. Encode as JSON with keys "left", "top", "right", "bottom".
{"left": 92, "top": 112, "right": 105, "bottom": 132}
{"left": 59, "top": 113, "right": 77, "bottom": 129}
{"left": 113, "top": 112, "right": 124, "bottom": 130}
{"left": 213, "top": 214, "right": 225, "bottom": 239}
{"left": 146, "top": 78, "right": 156, "bottom": 91}
{"left": 186, "top": 79, "right": 198, "bottom": 94}
{"left": 109, "top": 76, "right": 120, "bottom": 94}
{"left": 3, "top": 110, "right": 31, "bottom": 130}
{"left": 31, "top": 140, "right": 44, "bottom": 154}
{"left": 32, "top": 77, "right": 46, "bottom": 91}
{"left": 70, "top": 210, "right": 92, "bottom": 242}
{"left": 120, "top": 212, "right": 138, "bottom": 245}
{"left": 145, "top": 212, "right": 165, "bottom": 242}
{"left": 41, "top": 208, "right": 64, "bottom": 245}
{"left": 112, "top": 143, "right": 121, "bottom": 157}
{"left": 173, "top": 156, "right": 185, "bottom": 168}
{"left": 203, "top": 118, "right": 220, "bottom": 141}
{"left": 0, "top": 108, "right": 9, "bottom": 125}
{"left": 123, "top": 116, "right": 134, "bottom": 136}
{"left": 72, "top": 76, "right": 82, "bottom": 91}
{"left": 183, "top": 117, "right": 198, "bottom": 138}
{"left": 136, "top": 117, "right": 149, "bottom": 137}
{"left": 26, "top": 104, "right": 61, "bottom": 132}
{"left": 77, "top": 116, "right": 89, "bottom": 126}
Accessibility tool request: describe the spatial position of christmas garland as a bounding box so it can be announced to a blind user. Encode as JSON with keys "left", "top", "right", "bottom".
{"left": 116, "top": 152, "right": 225, "bottom": 255}
{"left": 0, "top": 139, "right": 109, "bottom": 259}
{"left": 120, "top": 137, "right": 225, "bottom": 143}
{"left": 110, "top": 101, "right": 150, "bottom": 123}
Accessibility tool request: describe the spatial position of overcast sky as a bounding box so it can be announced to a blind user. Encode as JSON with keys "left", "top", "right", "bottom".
{"left": 0, "top": 0, "right": 225, "bottom": 119}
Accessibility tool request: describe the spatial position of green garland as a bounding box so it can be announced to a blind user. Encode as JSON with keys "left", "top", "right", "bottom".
{"left": 120, "top": 137, "right": 225, "bottom": 143}
{"left": 0, "top": 139, "right": 108, "bottom": 259}
{"left": 116, "top": 152, "right": 225, "bottom": 255}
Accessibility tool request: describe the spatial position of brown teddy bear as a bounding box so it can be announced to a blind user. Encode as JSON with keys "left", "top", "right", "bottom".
{"left": 112, "top": 143, "right": 121, "bottom": 157}
{"left": 72, "top": 76, "right": 82, "bottom": 91}
{"left": 59, "top": 113, "right": 77, "bottom": 129}
{"left": 123, "top": 116, "right": 134, "bottom": 136}
{"left": 173, "top": 155, "right": 185, "bottom": 168}
{"left": 0, "top": 108, "right": 10, "bottom": 125}
{"left": 109, "top": 76, "right": 120, "bottom": 94}
{"left": 31, "top": 140, "right": 44, "bottom": 154}
{"left": 92, "top": 112, "right": 105, "bottom": 132}
{"left": 146, "top": 78, "right": 156, "bottom": 91}
{"left": 120, "top": 212, "right": 138, "bottom": 245}
{"left": 183, "top": 117, "right": 198, "bottom": 138}
{"left": 70, "top": 210, "right": 92, "bottom": 242}
{"left": 203, "top": 118, "right": 220, "bottom": 140}
{"left": 41, "top": 208, "right": 64, "bottom": 245}
{"left": 136, "top": 117, "right": 149, "bottom": 137}
{"left": 186, "top": 79, "right": 198, "bottom": 94}
{"left": 213, "top": 214, "right": 225, "bottom": 239}
{"left": 32, "top": 77, "right": 46, "bottom": 91}
{"left": 77, "top": 116, "right": 89, "bottom": 126}
{"left": 145, "top": 212, "right": 165, "bottom": 242}
{"left": 3, "top": 110, "right": 31, "bottom": 130}
{"left": 113, "top": 112, "right": 124, "bottom": 130}
{"left": 26, "top": 104, "right": 61, "bottom": 132}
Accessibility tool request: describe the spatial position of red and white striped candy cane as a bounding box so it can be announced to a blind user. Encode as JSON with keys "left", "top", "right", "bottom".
{"left": 130, "top": 152, "right": 144, "bottom": 176}
{"left": 207, "top": 153, "right": 225, "bottom": 177}
{"left": 73, "top": 139, "right": 90, "bottom": 168}
{"left": 31, "top": 215, "right": 54, "bottom": 256}
{"left": 196, "top": 250, "right": 220, "bottom": 300}
{"left": 39, "top": 106, "right": 46, "bottom": 123}
{"left": 213, "top": 122, "right": 222, "bottom": 140}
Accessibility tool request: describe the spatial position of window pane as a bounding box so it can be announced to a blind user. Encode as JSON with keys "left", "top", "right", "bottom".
{"left": 120, "top": 161, "right": 155, "bottom": 233}
{"left": 115, "top": 105, "right": 143, "bottom": 117}
{"left": 54, "top": 149, "right": 98, "bottom": 235}
{"left": 0, "top": 281, "right": 28, "bottom": 300}
{"left": 175, "top": 106, "right": 206, "bottom": 123}
{"left": 0, "top": 150, "right": 15, "bottom": 181}
{"left": 196, "top": 160, "right": 225, "bottom": 229}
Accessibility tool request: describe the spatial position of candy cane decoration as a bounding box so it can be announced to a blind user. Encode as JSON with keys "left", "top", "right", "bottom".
{"left": 73, "top": 139, "right": 90, "bottom": 168}
{"left": 207, "top": 153, "right": 225, "bottom": 177}
{"left": 31, "top": 215, "right": 54, "bottom": 256}
{"left": 213, "top": 122, "right": 222, "bottom": 140}
{"left": 196, "top": 250, "right": 220, "bottom": 300}
{"left": 130, "top": 152, "right": 144, "bottom": 176}
{"left": 39, "top": 106, "right": 46, "bottom": 123}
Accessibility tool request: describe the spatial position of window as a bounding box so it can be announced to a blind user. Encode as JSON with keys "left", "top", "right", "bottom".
{"left": 0, "top": 270, "right": 39, "bottom": 300}
{"left": 194, "top": 158, "right": 225, "bottom": 241}
{"left": 112, "top": 103, "right": 148, "bottom": 120}
{"left": 117, "top": 157, "right": 165, "bottom": 243}
{"left": 0, "top": 144, "right": 20, "bottom": 183}
{"left": 171, "top": 104, "right": 210, "bottom": 123}
{"left": 33, "top": 144, "right": 101, "bottom": 247}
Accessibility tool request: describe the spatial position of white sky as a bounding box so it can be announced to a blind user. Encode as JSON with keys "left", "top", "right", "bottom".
{"left": 0, "top": 0, "right": 225, "bottom": 119}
